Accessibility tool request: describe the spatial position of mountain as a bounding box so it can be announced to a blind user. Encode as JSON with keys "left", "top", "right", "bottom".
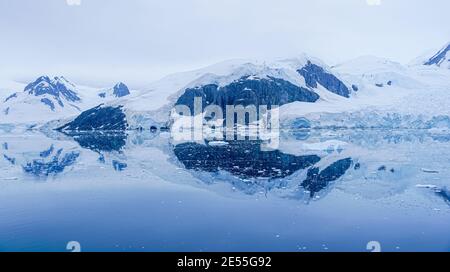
{"left": 57, "top": 55, "right": 356, "bottom": 131}
{"left": 423, "top": 42, "right": 450, "bottom": 69}
{"left": 25, "top": 76, "right": 81, "bottom": 103}
{"left": 0, "top": 76, "right": 86, "bottom": 124}
{"left": 98, "top": 82, "right": 131, "bottom": 99}
{"left": 279, "top": 54, "right": 450, "bottom": 130}
{"left": 0, "top": 76, "right": 131, "bottom": 125}
{"left": 5, "top": 46, "right": 450, "bottom": 132}
{"left": 61, "top": 50, "right": 450, "bottom": 132}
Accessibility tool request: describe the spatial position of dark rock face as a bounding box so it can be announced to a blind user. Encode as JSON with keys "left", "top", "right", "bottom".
{"left": 113, "top": 82, "right": 130, "bottom": 97}
{"left": 175, "top": 76, "right": 319, "bottom": 116}
{"left": 98, "top": 83, "right": 130, "bottom": 98}
{"left": 4, "top": 93, "right": 17, "bottom": 102}
{"left": 301, "top": 158, "right": 353, "bottom": 197}
{"left": 57, "top": 105, "right": 127, "bottom": 131}
{"left": 25, "top": 76, "right": 81, "bottom": 103}
{"left": 174, "top": 141, "right": 321, "bottom": 180}
{"left": 297, "top": 61, "right": 350, "bottom": 98}
{"left": 40, "top": 98, "right": 55, "bottom": 111}
{"left": 424, "top": 44, "right": 450, "bottom": 66}
{"left": 3, "top": 154, "right": 15, "bottom": 165}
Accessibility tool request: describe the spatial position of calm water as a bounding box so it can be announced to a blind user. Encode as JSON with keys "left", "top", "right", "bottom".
{"left": 0, "top": 129, "right": 449, "bottom": 252}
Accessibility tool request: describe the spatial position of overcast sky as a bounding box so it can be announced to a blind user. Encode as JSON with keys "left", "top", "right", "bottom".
{"left": 0, "top": 0, "right": 449, "bottom": 88}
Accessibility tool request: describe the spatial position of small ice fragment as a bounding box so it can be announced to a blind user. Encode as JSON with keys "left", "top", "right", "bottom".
{"left": 2, "top": 177, "right": 18, "bottom": 180}
{"left": 415, "top": 184, "right": 438, "bottom": 189}
{"left": 208, "top": 141, "right": 229, "bottom": 147}
{"left": 421, "top": 168, "right": 439, "bottom": 174}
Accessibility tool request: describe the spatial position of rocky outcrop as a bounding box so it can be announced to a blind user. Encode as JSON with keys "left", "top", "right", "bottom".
{"left": 176, "top": 75, "right": 319, "bottom": 115}
{"left": 57, "top": 105, "right": 127, "bottom": 131}
{"left": 112, "top": 82, "right": 130, "bottom": 98}
{"left": 424, "top": 43, "right": 450, "bottom": 67}
{"left": 297, "top": 61, "right": 350, "bottom": 98}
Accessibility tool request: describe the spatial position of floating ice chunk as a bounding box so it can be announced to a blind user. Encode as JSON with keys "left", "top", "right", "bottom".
{"left": 208, "top": 141, "right": 229, "bottom": 147}
{"left": 2, "top": 177, "right": 18, "bottom": 181}
{"left": 415, "top": 184, "right": 438, "bottom": 189}
{"left": 421, "top": 168, "right": 439, "bottom": 174}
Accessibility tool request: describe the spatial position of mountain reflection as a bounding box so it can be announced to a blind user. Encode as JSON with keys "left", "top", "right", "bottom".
{"left": 173, "top": 141, "right": 321, "bottom": 180}
{"left": 23, "top": 147, "right": 80, "bottom": 177}
{"left": 65, "top": 132, "right": 127, "bottom": 152}
{"left": 301, "top": 158, "right": 353, "bottom": 197}
{"left": 62, "top": 132, "right": 129, "bottom": 171}
{"left": 2, "top": 129, "right": 448, "bottom": 203}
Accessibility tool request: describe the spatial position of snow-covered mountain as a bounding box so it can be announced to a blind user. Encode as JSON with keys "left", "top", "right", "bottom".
{"left": 279, "top": 52, "right": 450, "bottom": 130}
{"left": 60, "top": 55, "right": 356, "bottom": 131}
{"left": 0, "top": 76, "right": 131, "bottom": 125}
{"left": 98, "top": 82, "right": 131, "bottom": 99}
{"left": 423, "top": 42, "right": 450, "bottom": 69}
{"left": 64, "top": 47, "right": 450, "bottom": 132}
{"left": 1, "top": 76, "right": 85, "bottom": 124}
{"left": 3, "top": 42, "right": 450, "bottom": 132}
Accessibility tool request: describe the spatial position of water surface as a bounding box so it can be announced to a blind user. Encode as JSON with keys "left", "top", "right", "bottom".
{"left": 0, "top": 129, "right": 449, "bottom": 252}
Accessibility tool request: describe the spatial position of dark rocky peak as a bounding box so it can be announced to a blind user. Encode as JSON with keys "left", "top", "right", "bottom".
{"left": 24, "top": 76, "right": 81, "bottom": 102}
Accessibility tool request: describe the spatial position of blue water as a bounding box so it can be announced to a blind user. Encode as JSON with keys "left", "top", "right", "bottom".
{"left": 0, "top": 129, "right": 449, "bottom": 252}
